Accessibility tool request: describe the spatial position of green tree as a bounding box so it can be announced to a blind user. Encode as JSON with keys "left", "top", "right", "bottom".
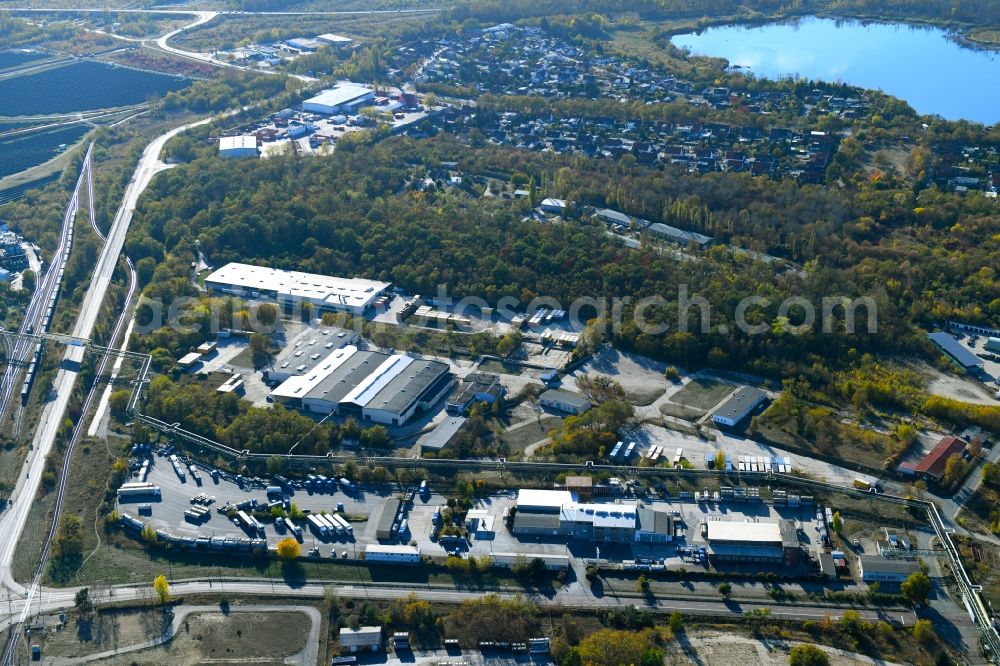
{"left": 74, "top": 587, "right": 93, "bottom": 615}
{"left": 637, "top": 574, "right": 650, "bottom": 594}
{"left": 901, "top": 571, "right": 931, "bottom": 605}
{"left": 253, "top": 303, "right": 279, "bottom": 328}
{"left": 788, "top": 644, "right": 830, "bottom": 666}
{"left": 360, "top": 425, "right": 391, "bottom": 449}
{"left": 668, "top": 610, "right": 684, "bottom": 633}
{"left": 639, "top": 647, "right": 664, "bottom": 666}
{"left": 831, "top": 511, "right": 842, "bottom": 532}
{"left": 561, "top": 648, "right": 583, "bottom": 666}
{"left": 249, "top": 333, "right": 272, "bottom": 369}
{"left": 108, "top": 390, "right": 132, "bottom": 420}
{"left": 21, "top": 268, "right": 35, "bottom": 293}
{"left": 718, "top": 582, "right": 732, "bottom": 597}
{"left": 984, "top": 462, "right": 1000, "bottom": 487}
{"left": 913, "top": 618, "right": 935, "bottom": 645}
{"left": 943, "top": 454, "right": 968, "bottom": 487}
{"left": 266, "top": 455, "right": 285, "bottom": 475}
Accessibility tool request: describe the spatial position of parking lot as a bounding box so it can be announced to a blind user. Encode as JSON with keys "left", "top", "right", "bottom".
{"left": 119, "top": 447, "right": 449, "bottom": 557}
{"left": 118, "top": 448, "right": 827, "bottom": 572}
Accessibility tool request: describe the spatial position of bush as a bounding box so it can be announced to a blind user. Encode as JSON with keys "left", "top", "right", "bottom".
{"left": 789, "top": 644, "right": 830, "bottom": 666}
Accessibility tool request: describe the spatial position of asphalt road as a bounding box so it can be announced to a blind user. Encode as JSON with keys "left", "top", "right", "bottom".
{"left": 0, "top": 576, "right": 914, "bottom": 636}
{"left": 0, "top": 117, "right": 213, "bottom": 600}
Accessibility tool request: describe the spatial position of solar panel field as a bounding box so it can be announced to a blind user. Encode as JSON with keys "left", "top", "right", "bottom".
{"left": 0, "top": 125, "right": 90, "bottom": 179}
{"left": 0, "top": 50, "right": 46, "bottom": 71}
{"left": 0, "top": 60, "right": 188, "bottom": 115}
{"left": 0, "top": 172, "right": 61, "bottom": 206}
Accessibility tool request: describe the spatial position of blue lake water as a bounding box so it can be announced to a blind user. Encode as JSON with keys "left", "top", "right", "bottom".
{"left": 670, "top": 17, "right": 1000, "bottom": 124}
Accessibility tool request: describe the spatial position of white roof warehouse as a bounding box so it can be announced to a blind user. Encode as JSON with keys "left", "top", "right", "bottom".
{"left": 270, "top": 345, "right": 453, "bottom": 426}
{"left": 301, "top": 82, "right": 375, "bottom": 115}
{"left": 204, "top": 263, "right": 390, "bottom": 315}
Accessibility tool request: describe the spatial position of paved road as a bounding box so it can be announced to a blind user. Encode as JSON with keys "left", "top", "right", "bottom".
{"left": 0, "top": 117, "right": 213, "bottom": 604}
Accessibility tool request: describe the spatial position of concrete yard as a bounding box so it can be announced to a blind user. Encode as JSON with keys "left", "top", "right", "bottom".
{"left": 123, "top": 450, "right": 447, "bottom": 555}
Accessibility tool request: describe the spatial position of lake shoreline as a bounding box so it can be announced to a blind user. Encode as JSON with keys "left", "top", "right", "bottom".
{"left": 669, "top": 15, "right": 1000, "bottom": 124}
{"left": 654, "top": 11, "right": 1000, "bottom": 55}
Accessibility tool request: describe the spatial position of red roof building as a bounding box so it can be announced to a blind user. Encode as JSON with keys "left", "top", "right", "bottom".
{"left": 914, "top": 436, "right": 967, "bottom": 482}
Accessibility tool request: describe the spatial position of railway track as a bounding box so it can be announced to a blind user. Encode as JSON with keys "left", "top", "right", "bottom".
{"left": 0, "top": 144, "right": 94, "bottom": 426}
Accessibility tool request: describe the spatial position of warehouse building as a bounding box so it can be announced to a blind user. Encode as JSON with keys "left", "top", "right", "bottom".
{"left": 272, "top": 346, "right": 361, "bottom": 406}
{"left": 204, "top": 262, "right": 390, "bottom": 315}
{"left": 928, "top": 331, "right": 984, "bottom": 372}
{"left": 511, "top": 489, "right": 673, "bottom": 544}
{"left": 711, "top": 386, "right": 768, "bottom": 427}
{"left": 340, "top": 627, "right": 382, "bottom": 654}
{"left": 302, "top": 82, "right": 375, "bottom": 115}
{"left": 264, "top": 326, "right": 357, "bottom": 384}
{"left": 339, "top": 354, "right": 452, "bottom": 426}
{"left": 538, "top": 389, "right": 591, "bottom": 415}
{"left": 269, "top": 346, "right": 452, "bottom": 427}
{"left": 516, "top": 489, "right": 575, "bottom": 513}
{"left": 446, "top": 372, "right": 505, "bottom": 414}
{"left": 218, "top": 135, "right": 258, "bottom": 158}
{"left": 703, "top": 520, "right": 801, "bottom": 565}
{"left": 317, "top": 33, "right": 353, "bottom": 46}
{"left": 559, "top": 503, "right": 637, "bottom": 543}
{"left": 912, "top": 436, "right": 967, "bottom": 483}
{"left": 646, "top": 223, "right": 713, "bottom": 248}
{"left": 635, "top": 506, "right": 675, "bottom": 543}
{"left": 858, "top": 555, "right": 920, "bottom": 583}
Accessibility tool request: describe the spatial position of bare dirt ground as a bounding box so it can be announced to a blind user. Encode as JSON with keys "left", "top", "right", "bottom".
{"left": 67, "top": 610, "right": 310, "bottom": 665}
{"left": 32, "top": 607, "right": 169, "bottom": 659}
{"left": 573, "top": 346, "right": 672, "bottom": 396}
{"left": 923, "top": 364, "right": 998, "bottom": 405}
{"left": 665, "top": 631, "right": 905, "bottom": 665}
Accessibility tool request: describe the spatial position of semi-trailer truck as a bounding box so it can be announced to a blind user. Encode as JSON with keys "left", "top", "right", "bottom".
{"left": 331, "top": 514, "right": 352, "bottom": 535}
{"left": 306, "top": 514, "right": 328, "bottom": 538}
{"left": 117, "top": 482, "right": 161, "bottom": 498}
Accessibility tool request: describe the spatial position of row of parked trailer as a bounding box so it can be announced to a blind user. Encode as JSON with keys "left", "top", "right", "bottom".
{"left": 116, "top": 482, "right": 161, "bottom": 498}
{"left": 608, "top": 440, "right": 636, "bottom": 459}
{"left": 119, "top": 512, "right": 267, "bottom": 552}
{"left": 21, "top": 211, "right": 77, "bottom": 405}
{"left": 305, "top": 512, "right": 353, "bottom": 540}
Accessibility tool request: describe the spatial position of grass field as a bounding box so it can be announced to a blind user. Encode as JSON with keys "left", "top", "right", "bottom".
{"left": 967, "top": 28, "right": 1000, "bottom": 47}
{"left": 626, "top": 387, "right": 666, "bottom": 406}
{"left": 658, "top": 401, "right": 704, "bottom": 421}
{"left": 500, "top": 416, "right": 563, "bottom": 454}
{"left": 668, "top": 378, "right": 734, "bottom": 412}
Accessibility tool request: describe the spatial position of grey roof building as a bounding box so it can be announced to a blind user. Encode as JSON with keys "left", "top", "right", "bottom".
{"left": 646, "top": 222, "right": 713, "bottom": 247}
{"left": 635, "top": 506, "right": 674, "bottom": 543}
{"left": 711, "top": 386, "right": 767, "bottom": 427}
{"left": 339, "top": 626, "right": 382, "bottom": 654}
{"left": 858, "top": 555, "right": 920, "bottom": 583}
{"left": 928, "top": 331, "right": 983, "bottom": 371}
{"left": 539, "top": 389, "right": 591, "bottom": 415}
